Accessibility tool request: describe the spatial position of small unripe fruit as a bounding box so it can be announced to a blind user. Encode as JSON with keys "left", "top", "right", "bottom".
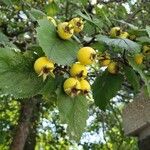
{"left": 107, "top": 62, "right": 119, "bottom": 74}
{"left": 119, "top": 32, "right": 129, "bottom": 39}
{"left": 57, "top": 22, "right": 74, "bottom": 40}
{"left": 70, "top": 63, "right": 87, "bottom": 78}
{"left": 99, "top": 53, "right": 111, "bottom": 66}
{"left": 134, "top": 53, "right": 144, "bottom": 65}
{"left": 110, "top": 27, "right": 121, "bottom": 38}
{"left": 101, "top": 59, "right": 111, "bottom": 66}
{"left": 69, "top": 17, "right": 84, "bottom": 33}
{"left": 80, "top": 79, "right": 91, "bottom": 94}
{"left": 63, "top": 78, "right": 81, "bottom": 97}
{"left": 14, "top": 5, "right": 21, "bottom": 11}
{"left": 34, "top": 57, "right": 55, "bottom": 80}
{"left": 77, "top": 47, "right": 96, "bottom": 65}
{"left": 48, "top": 0, "right": 53, "bottom": 3}
{"left": 129, "top": 35, "right": 136, "bottom": 41}
{"left": 143, "top": 45, "right": 150, "bottom": 55}
{"left": 47, "top": 16, "right": 57, "bottom": 26}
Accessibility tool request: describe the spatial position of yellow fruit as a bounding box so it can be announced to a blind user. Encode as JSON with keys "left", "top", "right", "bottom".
{"left": 63, "top": 78, "right": 81, "bottom": 97}
{"left": 57, "top": 22, "right": 74, "bottom": 40}
{"left": 48, "top": 0, "right": 53, "bottom": 3}
{"left": 143, "top": 45, "right": 150, "bottom": 55}
{"left": 107, "top": 62, "right": 119, "bottom": 74}
{"left": 80, "top": 79, "right": 91, "bottom": 94}
{"left": 77, "top": 47, "right": 96, "bottom": 65}
{"left": 47, "top": 16, "right": 57, "bottom": 26}
{"left": 134, "top": 53, "right": 144, "bottom": 65}
{"left": 69, "top": 17, "right": 84, "bottom": 33}
{"left": 119, "top": 32, "right": 129, "bottom": 39}
{"left": 70, "top": 63, "right": 87, "bottom": 78}
{"left": 101, "top": 59, "right": 111, "bottom": 66}
{"left": 110, "top": 27, "right": 121, "bottom": 38}
{"left": 14, "top": 5, "right": 22, "bottom": 11}
{"left": 34, "top": 57, "right": 55, "bottom": 80}
{"left": 99, "top": 53, "right": 111, "bottom": 66}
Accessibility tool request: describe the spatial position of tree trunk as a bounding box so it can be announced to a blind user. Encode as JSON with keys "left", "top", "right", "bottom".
{"left": 24, "top": 98, "right": 41, "bottom": 150}
{"left": 10, "top": 96, "right": 41, "bottom": 150}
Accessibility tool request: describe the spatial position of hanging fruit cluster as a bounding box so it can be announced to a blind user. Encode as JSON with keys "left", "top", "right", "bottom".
{"left": 57, "top": 17, "right": 84, "bottom": 40}
{"left": 63, "top": 47, "right": 96, "bottom": 97}
{"left": 110, "top": 26, "right": 150, "bottom": 65}
{"left": 33, "top": 18, "right": 149, "bottom": 98}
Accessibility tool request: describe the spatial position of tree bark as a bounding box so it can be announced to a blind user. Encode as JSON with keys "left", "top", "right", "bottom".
{"left": 24, "top": 98, "right": 41, "bottom": 150}
{"left": 10, "top": 96, "right": 41, "bottom": 150}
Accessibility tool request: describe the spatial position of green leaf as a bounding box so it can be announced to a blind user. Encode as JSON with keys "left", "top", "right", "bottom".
{"left": 45, "top": 2, "right": 59, "bottom": 16}
{"left": 136, "top": 36, "right": 150, "bottom": 44}
{"left": 90, "top": 42, "right": 107, "bottom": 53}
{"left": 37, "top": 19, "right": 79, "bottom": 65}
{"left": 0, "top": 32, "right": 18, "bottom": 49}
{"left": 39, "top": 76, "right": 63, "bottom": 97}
{"left": 124, "top": 66, "right": 140, "bottom": 92}
{"left": 28, "top": 8, "right": 46, "bottom": 21}
{"left": 58, "top": 91, "right": 88, "bottom": 141}
{"left": 0, "top": 32, "right": 9, "bottom": 44}
{"left": 113, "top": 19, "right": 138, "bottom": 30}
{"left": 76, "top": 10, "right": 102, "bottom": 29}
{"left": 1, "top": 0, "right": 12, "bottom": 6}
{"left": 96, "top": 35, "right": 141, "bottom": 53}
{"left": 0, "top": 47, "right": 46, "bottom": 98}
{"left": 146, "top": 26, "right": 150, "bottom": 37}
{"left": 127, "top": 57, "right": 150, "bottom": 97}
{"left": 83, "top": 22, "right": 96, "bottom": 36}
{"left": 80, "top": 0, "right": 88, "bottom": 5}
{"left": 92, "top": 71, "right": 123, "bottom": 110}
{"left": 1, "top": 0, "right": 21, "bottom": 6}
{"left": 128, "top": 29, "right": 147, "bottom": 37}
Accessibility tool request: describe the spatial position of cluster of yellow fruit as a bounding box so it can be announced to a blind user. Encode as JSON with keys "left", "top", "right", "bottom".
{"left": 57, "top": 17, "right": 84, "bottom": 40}
{"left": 33, "top": 22, "right": 149, "bottom": 97}
{"left": 33, "top": 47, "right": 97, "bottom": 97}
{"left": 98, "top": 52, "right": 119, "bottom": 74}
{"left": 33, "top": 47, "right": 120, "bottom": 97}
{"left": 110, "top": 27, "right": 150, "bottom": 65}
{"left": 63, "top": 47, "right": 96, "bottom": 97}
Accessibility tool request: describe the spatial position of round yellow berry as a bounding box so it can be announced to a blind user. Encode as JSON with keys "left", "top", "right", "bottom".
{"left": 107, "top": 62, "right": 119, "bottom": 74}
{"left": 63, "top": 78, "right": 81, "bottom": 97}
{"left": 119, "top": 32, "right": 129, "bottom": 39}
{"left": 57, "top": 22, "right": 74, "bottom": 40}
{"left": 134, "top": 53, "right": 144, "bottom": 65}
{"left": 99, "top": 53, "right": 111, "bottom": 66}
{"left": 70, "top": 63, "right": 87, "bottom": 78}
{"left": 34, "top": 57, "right": 55, "bottom": 80}
{"left": 110, "top": 27, "right": 121, "bottom": 38}
{"left": 77, "top": 47, "right": 96, "bottom": 65}
{"left": 80, "top": 79, "right": 91, "bottom": 94}
{"left": 143, "top": 45, "right": 150, "bottom": 55}
{"left": 69, "top": 17, "right": 84, "bottom": 33}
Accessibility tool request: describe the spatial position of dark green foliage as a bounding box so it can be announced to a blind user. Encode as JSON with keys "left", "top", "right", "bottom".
{"left": 92, "top": 71, "right": 123, "bottom": 110}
